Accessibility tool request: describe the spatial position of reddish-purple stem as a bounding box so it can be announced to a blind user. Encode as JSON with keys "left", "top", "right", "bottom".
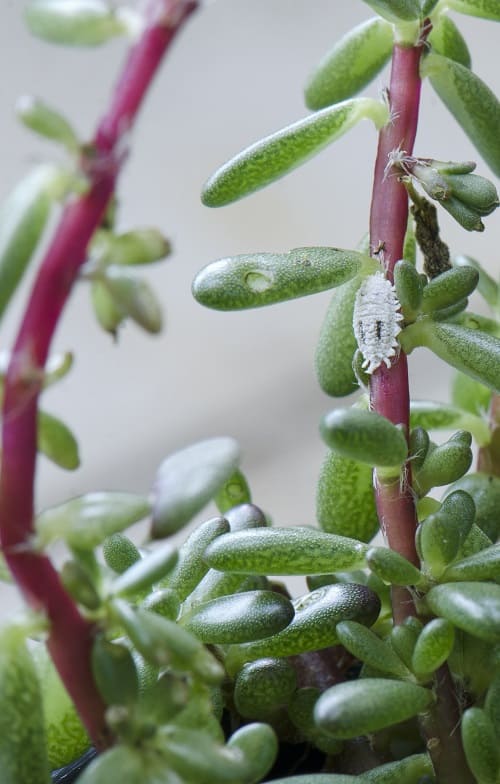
{"left": 0, "top": 0, "right": 197, "bottom": 749}
{"left": 369, "top": 43, "right": 424, "bottom": 613}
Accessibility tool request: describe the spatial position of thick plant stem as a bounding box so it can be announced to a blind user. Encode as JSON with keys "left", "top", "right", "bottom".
{"left": 368, "top": 37, "right": 473, "bottom": 782}
{"left": 477, "top": 393, "right": 500, "bottom": 475}
{"left": 369, "top": 43, "right": 423, "bottom": 591}
{"left": 0, "top": 0, "right": 197, "bottom": 749}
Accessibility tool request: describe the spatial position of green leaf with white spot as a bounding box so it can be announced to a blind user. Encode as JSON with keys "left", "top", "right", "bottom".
{"left": 202, "top": 98, "right": 388, "bottom": 207}
{"left": 193, "top": 247, "right": 366, "bottom": 310}
{"left": 305, "top": 17, "right": 393, "bottom": 109}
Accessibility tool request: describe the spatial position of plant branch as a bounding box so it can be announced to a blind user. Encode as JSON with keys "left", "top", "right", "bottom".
{"left": 369, "top": 43, "right": 424, "bottom": 608}
{"left": 0, "top": 0, "right": 197, "bottom": 749}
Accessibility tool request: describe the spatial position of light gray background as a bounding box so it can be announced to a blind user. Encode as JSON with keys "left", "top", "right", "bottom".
{"left": 1, "top": 3, "right": 499, "bottom": 585}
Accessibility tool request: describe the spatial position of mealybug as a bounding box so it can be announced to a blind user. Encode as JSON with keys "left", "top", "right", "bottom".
{"left": 353, "top": 271, "right": 403, "bottom": 374}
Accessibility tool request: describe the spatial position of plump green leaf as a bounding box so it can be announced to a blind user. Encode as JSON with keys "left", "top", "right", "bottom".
{"left": 400, "top": 320, "right": 500, "bottom": 392}
{"left": 91, "top": 279, "right": 123, "bottom": 336}
{"left": 215, "top": 470, "right": 251, "bottom": 513}
{"left": 485, "top": 673, "right": 500, "bottom": 737}
{"left": 94, "top": 228, "right": 171, "bottom": 267}
{"left": 16, "top": 95, "right": 79, "bottom": 150}
{"left": 461, "top": 707, "right": 499, "bottom": 784}
{"left": 76, "top": 746, "right": 160, "bottom": 784}
{"left": 109, "top": 542, "right": 178, "bottom": 597}
{"left": 366, "top": 546, "right": 423, "bottom": 586}
{"left": 151, "top": 437, "right": 240, "bottom": 538}
{"left": 390, "top": 617, "right": 423, "bottom": 671}
{"left": 315, "top": 678, "right": 433, "bottom": 739}
{"left": 394, "top": 259, "right": 423, "bottom": 322}
{"left": 0, "top": 165, "right": 60, "bottom": 322}
{"left": 204, "top": 526, "right": 368, "bottom": 575}
{"left": 226, "top": 723, "right": 278, "bottom": 784}
{"left": 442, "top": 543, "right": 500, "bottom": 581}
{"left": 317, "top": 451, "right": 378, "bottom": 542}
{"left": 336, "top": 620, "right": 410, "bottom": 677}
{"left": 61, "top": 560, "right": 101, "bottom": 609}
{"left": 224, "top": 503, "right": 268, "bottom": 531}
{"left": 202, "top": 98, "right": 388, "bottom": 207}
{"left": 24, "top": 0, "right": 131, "bottom": 46}
{"left": 101, "top": 267, "right": 162, "bottom": 333}
{"left": 225, "top": 583, "right": 380, "bottom": 669}
{"left": 421, "top": 266, "right": 479, "bottom": 314}
{"left": 320, "top": 408, "right": 408, "bottom": 469}
{"left": 364, "top": 754, "right": 434, "bottom": 783}
{"left": 35, "top": 492, "right": 151, "bottom": 549}
{"left": 0, "top": 628, "right": 50, "bottom": 784}
{"left": 422, "top": 53, "right": 500, "bottom": 176}
{"left": 411, "top": 618, "right": 455, "bottom": 676}
{"left": 315, "top": 277, "right": 362, "bottom": 397}
{"left": 445, "top": 473, "right": 500, "bottom": 541}
{"left": 261, "top": 777, "right": 362, "bottom": 784}
{"left": 451, "top": 369, "right": 492, "bottom": 417}
{"left": 181, "top": 590, "right": 295, "bottom": 644}
{"left": 102, "top": 533, "right": 141, "bottom": 575}
{"left": 448, "top": 0, "right": 500, "bottom": 20}
{"left": 428, "top": 14, "right": 471, "bottom": 68}
{"left": 112, "top": 601, "right": 224, "bottom": 684}
{"left": 413, "top": 430, "right": 472, "bottom": 495}
{"left": 288, "top": 688, "right": 342, "bottom": 755}
{"left": 234, "top": 658, "right": 297, "bottom": 718}
{"left": 305, "top": 17, "right": 393, "bottom": 109}
{"left": 426, "top": 581, "right": 500, "bottom": 642}
{"left": 37, "top": 410, "right": 80, "bottom": 470}
{"left": 91, "top": 637, "right": 139, "bottom": 707}
{"left": 31, "top": 641, "right": 88, "bottom": 770}
{"left": 193, "top": 247, "right": 366, "bottom": 310}
{"left": 160, "top": 516, "right": 229, "bottom": 601}
{"left": 409, "top": 400, "right": 490, "bottom": 445}
{"left": 361, "top": 0, "right": 421, "bottom": 21}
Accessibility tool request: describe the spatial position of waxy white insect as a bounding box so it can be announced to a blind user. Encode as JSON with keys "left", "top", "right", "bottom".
{"left": 353, "top": 271, "right": 403, "bottom": 374}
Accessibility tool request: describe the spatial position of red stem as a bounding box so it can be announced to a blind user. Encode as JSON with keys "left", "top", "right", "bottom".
{"left": 0, "top": 0, "right": 197, "bottom": 749}
{"left": 369, "top": 43, "right": 424, "bottom": 613}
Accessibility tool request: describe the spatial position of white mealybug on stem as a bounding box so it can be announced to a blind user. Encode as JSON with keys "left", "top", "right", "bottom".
{"left": 353, "top": 271, "right": 404, "bottom": 374}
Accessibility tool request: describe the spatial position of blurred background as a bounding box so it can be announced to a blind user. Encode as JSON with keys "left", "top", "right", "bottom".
{"left": 0, "top": 2, "right": 499, "bottom": 568}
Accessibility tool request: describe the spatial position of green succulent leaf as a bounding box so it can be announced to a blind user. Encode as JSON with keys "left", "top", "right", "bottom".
{"left": 91, "top": 637, "right": 139, "bottom": 707}
{"left": 0, "top": 164, "right": 61, "bottom": 323}
{"left": 35, "top": 492, "right": 151, "bottom": 549}
{"left": 315, "top": 678, "right": 433, "bottom": 739}
{"left": 193, "top": 247, "right": 366, "bottom": 310}
{"left": 336, "top": 620, "right": 411, "bottom": 677}
{"left": 0, "top": 627, "right": 50, "bottom": 784}
{"left": 151, "top": 437, "right": 240, "bottom": 538}
{"left": 102, "top": 533, "right": 141, "bottom": 575}
{"left": 426, "top": 581, "right": 500, "bottom": 642}
{"left": 215, "top": 470, "right": 251, "bottom": 513}
{"left": 225, "top": 583, "right": 380, "bottom": 668}
{"left": 180, "top": 590, "right": 295, "bottom": 644}
{"left": 160, "top": 516, "right": 229, "bottom": 601}
{"left": 100, "top": 267, "right": 163, "bottom": 333}
{"left": 394, "top": 259, "right": 423, "bottom": 322}
{"left": 409, "top": 400, "right": 490, "bottom": 446}
{"left": 261, "top": 776, "right": 362, "bottom": 784}
{"left": 363, "top": 755, "right": 435, "bottom": 783}
{"left": 317, "top": 451, "right": 378, "bottom": 542}
{"left": 112, "top": 600, "right": 224, "bottom": 684}
{"left": 226, "top": 723, "right": 278, "bottom": 784}
{"left": 421, "top": 266, "right": 479, "bottom": 314}
{"left": 202, "top": 98, "right": 388, "bottom": 207}
{"left": 442, "top": 543, "right": 500, "bottom": 581}
{"left": 141, "top": 588, "right": 180, "bottom": 620}
{"left": 24, "top": 0, "right": 132, "bottom": 46}
{"left": 400, "top": 320, "right": 500, "bottom": 392}
{"left": 411, "top": 618, "right": 455, "bottom": 676}
{"left": 76, "top": 746, "right": 166, "bottom": 784}
{"left": 366, "top": 546, "right": 423, "bottom": 586}
{"left": 234, "top": 658, "right": 297, "bottom": 718}
{"left": 93, "top": 228, "right": 171, "bottom": 267}
{"left": 390, "top": 617, "right": 423, "bottom": 671}
{"left": 413, "top": 430, "right": 473, "bottom": 495}
{"left": 428, "top": 14, "right": 471, "bottom": 68}
{"left": 485, "top": 673, "right": 500, "bottom": 738}
{"left": 31, "top": 642, "right": 88, "bottom": 769}
{"left": 305, "top": 17, "right": 393, "bottom": 109}
{"left": 315, "top": 277, "right": 363, "bottom": 397}
{"left": 37, "top": 410, "right": 80, "bottom": 470}
{"left": 109, "top": 542, "right": 178, "bottom": 597}
{"left": 204, "top": 526, "right": 368, "bottom": 575}
{"left": 422, "top": 53, "right": 500, "bottom": 176}
{"left": 320, "top": 408, "right": 408, "bottom": 470}
{"left": 61, "top": 561, "right": 101, "bottom": 610}
{"left": 16, "top": 95, "right": 79, "bottom": 151}
{"left": 90, "top": 279, "right": 123, "bottom": 336}
{"left": 446, "top": 473, "right": 500, "bottom": 541}
{"left": 447, "top": 0, "right": 500, "bottom": 20}
{"left": 461, "top": 707, "right": 499, "bottom": 784}
{"left": 361, "top": 0, "right": 421, "bottom": 22}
